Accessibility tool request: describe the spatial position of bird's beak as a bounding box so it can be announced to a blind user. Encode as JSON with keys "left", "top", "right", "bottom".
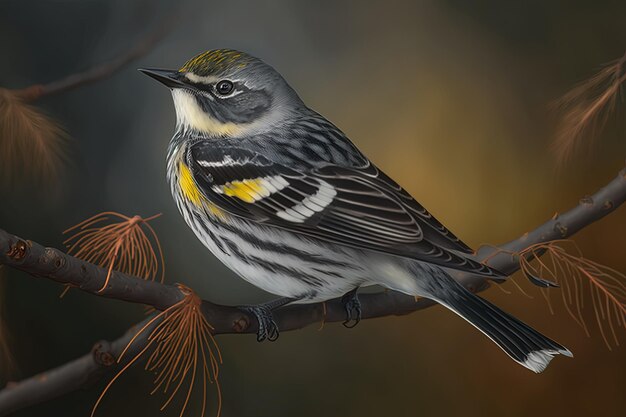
{"left": 138, "top": 68, "right": 186, "bottom": 88}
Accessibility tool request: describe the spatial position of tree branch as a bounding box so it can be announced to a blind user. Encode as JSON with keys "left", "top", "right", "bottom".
{"left": 0, "top": 166, "right": 625, "bottom": 414}
{"left": 0, "top": 316, "right": 155, "bottom": 417}
{"left": 11, "top": 14, "right": 177, "bottom": 102}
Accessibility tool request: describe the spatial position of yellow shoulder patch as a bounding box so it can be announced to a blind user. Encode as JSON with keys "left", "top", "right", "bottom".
{"left": 222, "top": 179, "right": 266, "bottom": 203}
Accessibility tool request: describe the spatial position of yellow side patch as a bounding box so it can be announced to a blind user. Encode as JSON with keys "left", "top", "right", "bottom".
{"left": 179, "top": 162, "right": 204, "bottom": 206}
{"left": 206, "top": 203, "right": 225, "bottom": 218}
{"left": 178, "top": 162, "right": 225, "bottom": 218}
{"left": 222, "top": 179, "right": 266, "bottom": 203}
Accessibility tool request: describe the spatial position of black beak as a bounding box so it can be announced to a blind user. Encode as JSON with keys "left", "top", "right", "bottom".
{"left": 138, "top": 68, "right": 185, "bottom": 88}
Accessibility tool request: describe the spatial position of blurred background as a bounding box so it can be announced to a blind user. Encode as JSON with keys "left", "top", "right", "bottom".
{"left": 1, "top": 0, "right": 626, "bottom": 416}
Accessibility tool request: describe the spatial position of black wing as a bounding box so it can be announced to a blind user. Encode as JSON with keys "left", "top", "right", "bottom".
{"left": 188, "top": 143, "right": 501, "bottom": 278}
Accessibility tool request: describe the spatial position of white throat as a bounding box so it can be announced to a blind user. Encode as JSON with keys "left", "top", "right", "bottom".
{"left": 171, "top": 89, "right": 245, "bottom": 138}
{"left": 171, "top": 89, "right": 292, "bottom": 139}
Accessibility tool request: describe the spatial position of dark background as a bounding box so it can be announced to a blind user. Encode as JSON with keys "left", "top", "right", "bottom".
{"left": 1, "top": 0, "right": 626, "bottom": 416}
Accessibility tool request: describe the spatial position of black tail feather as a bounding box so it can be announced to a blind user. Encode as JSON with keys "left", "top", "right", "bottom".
{"left": 434, "top": 279, "right": 572, "bottom": 373}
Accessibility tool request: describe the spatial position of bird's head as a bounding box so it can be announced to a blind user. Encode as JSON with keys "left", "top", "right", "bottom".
{"left": 140, "top": 49, "right": 302, "bottom": 138}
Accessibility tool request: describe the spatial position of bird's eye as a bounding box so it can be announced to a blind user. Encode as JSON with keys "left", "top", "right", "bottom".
{"left": 216, "top": 80, "right": 234, "bottom": 96}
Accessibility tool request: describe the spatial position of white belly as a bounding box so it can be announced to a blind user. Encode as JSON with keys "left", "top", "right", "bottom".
{"left": 179, "top": 200, "right": 369, "bottom": 303}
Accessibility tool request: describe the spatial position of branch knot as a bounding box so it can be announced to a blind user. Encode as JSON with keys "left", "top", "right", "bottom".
{"left": 232, "top": 315, "right": 250, "bottom": 333}
{"left": 40, "top": 248, "right": 65, "bottom": 271}
{"left": 92, "top": 341, "right": 115, "bottom": 367}
{"left": 553, "top": 222, "right": 569, "bottom": 237}
{"left": 6, "top": 239, "right": 30, "bottom": 261}
{"left": 579, "top": 195, "right": 594, "bottom": 205}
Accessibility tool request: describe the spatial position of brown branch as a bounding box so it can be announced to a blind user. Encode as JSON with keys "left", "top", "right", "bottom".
{"left": 0, "top": 232, "right": 183, "bottom": 311}
{"left": 0, "top": 166, "right": 625, "bottom": 415}
{"left": 0, "top": 316, "right": 156, "bottom": 417}
{"left": 10, "top": 14, "right": 177, "bottom": 102}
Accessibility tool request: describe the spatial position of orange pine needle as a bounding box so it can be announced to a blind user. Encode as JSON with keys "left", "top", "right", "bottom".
{"left": 0, "top": 88, "right": 68, "bottom": 187}
{"left": 552, "top": 52, "right": 626, "bottom": 166}
{"left": 92, "top": 285, "right": 222, "bottom": 417}
{"left": 518, "top": 240, "right": 626, "bottom": 349}
{"left": 63, "top": 212, "right": 165, "bottom": 292}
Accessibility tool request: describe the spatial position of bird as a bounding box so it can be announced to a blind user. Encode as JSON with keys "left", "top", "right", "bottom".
{"left": 140, "top": 49, "right": 572, "bottom": 373}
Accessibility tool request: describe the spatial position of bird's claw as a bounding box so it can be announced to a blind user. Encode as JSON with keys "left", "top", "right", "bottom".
{"left": 240, "top": 305, "right": 280, "bottom": 342}
{"left": 341, "top": 289, "right": 361, "bottom": 328}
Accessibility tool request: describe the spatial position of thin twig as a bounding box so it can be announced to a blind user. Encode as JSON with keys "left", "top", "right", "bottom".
{"left": 11, "top": 14, "right": 177, "bottom": 102}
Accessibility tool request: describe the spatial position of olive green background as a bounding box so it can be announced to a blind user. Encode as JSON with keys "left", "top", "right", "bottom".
{"left": 1, "top": 1, "right": 625, "bottom": 416}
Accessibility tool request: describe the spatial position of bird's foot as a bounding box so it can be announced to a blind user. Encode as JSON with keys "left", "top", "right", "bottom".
{"left": 238, "top": 297, "right": 296, "bottom": 342}
{"left": 341, "top": 288, "right": 361, "bottom": 328}
{"left": 240, "top": 304, "right": 280, "bottom": 342}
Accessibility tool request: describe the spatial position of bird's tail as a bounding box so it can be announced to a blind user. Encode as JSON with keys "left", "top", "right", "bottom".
{"left": 425, "top": 268, "right": 572, "bottom": 373}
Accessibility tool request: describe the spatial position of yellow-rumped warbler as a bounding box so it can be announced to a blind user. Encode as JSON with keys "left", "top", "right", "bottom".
{"left": 140, "top": 49, "right": 571, "bottom": 372}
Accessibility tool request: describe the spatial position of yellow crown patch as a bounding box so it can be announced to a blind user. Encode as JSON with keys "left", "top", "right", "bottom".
{"left": 179, "top": 49, "right": 249, "bottom": 74}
